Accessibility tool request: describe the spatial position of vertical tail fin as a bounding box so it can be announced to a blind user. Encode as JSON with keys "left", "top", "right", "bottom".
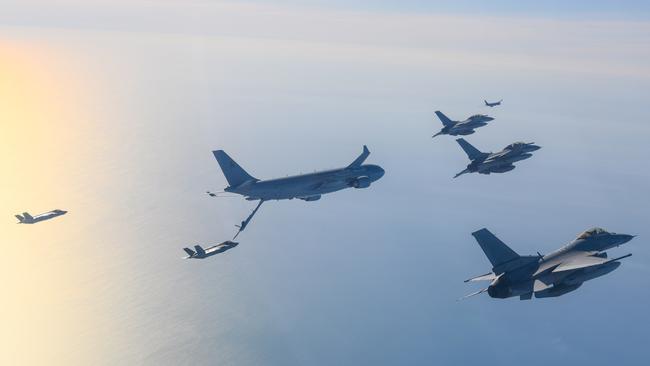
{"left": 22, "top": 212, "right": 34, "bottom": 221}
{"left": 194, "top": 245, "right": 206, "bottom": 256}
{"left": 484, "top": 100, "right": 488, "bottom": 106}
{"left": 15, "top": 215, "right": 24, "bottom": 223}
{"left": 212, "top": 150, "right": 256, "bottom": 187}
{"left": 434, "top": 111, "right": 454, "bottom": 127}
{"left": 456, "top": 138, "right": 484, "bottom": 160}
{"left": 183, "top": 248, "right": 196, "bottom": 257}
{"left": 471, "top": 228, "right": 520, "bottom": 267}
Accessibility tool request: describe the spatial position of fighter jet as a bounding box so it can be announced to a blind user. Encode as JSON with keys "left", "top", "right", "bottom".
{"left": 484, "top": 99, "right": 502, "bottom": 107}
{"left": 462, "top": 227, "right": 636, "bottom": 300}
{"left": 183, "top": 241, "right": 239, "bottom": 259}
{"left": 432, "top": 111, "right": 494, "bottom": 138}
{"left": 15, "top": 209, "right": 67, "bottom": 224}
{"left": 211, "top": 145, "right": 384, "bottom": 237}
{"left": 453, "top": 138, "right": 540, "bottom": 178}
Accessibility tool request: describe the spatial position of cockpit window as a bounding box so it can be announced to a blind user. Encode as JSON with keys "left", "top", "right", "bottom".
{"left": 577, "top": 227, "right": 609, "bottom": 239}
{"left": 505, "top": 142, "right": 525, "bottom": 150}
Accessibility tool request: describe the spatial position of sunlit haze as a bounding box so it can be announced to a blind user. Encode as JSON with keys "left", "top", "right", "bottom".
{"left": 1, "top": 1, "right": 649, "bottom": 365}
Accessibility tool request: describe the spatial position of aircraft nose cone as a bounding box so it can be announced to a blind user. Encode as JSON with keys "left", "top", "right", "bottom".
{"left": 620, "top": 234, "right": 635, "bottom": 244}
{"left": 375, "top": 166, "right": 385, "bottom": 179}
{"left": 486, "top": 117, "right": 495, "bottom": 121}
{"left": 529, "top": 144, "right": 541, "bottom": 151}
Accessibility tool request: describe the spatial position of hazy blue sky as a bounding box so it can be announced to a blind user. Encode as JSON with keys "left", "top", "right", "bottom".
{"left": 1, "top": 1, "right": 649, "bottom": 365}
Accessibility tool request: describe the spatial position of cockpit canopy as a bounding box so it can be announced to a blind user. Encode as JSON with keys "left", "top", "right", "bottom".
{"left": 470, "top": 114, "right": 487, "bottom": 119}
{"left": 577, "top": 227, "right": 609, "bottom": 239}
{"left": 505, "top": 142, "right": 526, "bottom": 150}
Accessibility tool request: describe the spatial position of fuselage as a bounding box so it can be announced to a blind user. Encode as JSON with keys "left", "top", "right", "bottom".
{"left": 188, "top": 242, "right": 239, "bottom": 259}
{"left": 487, "top": 230, "right": 634, "bottom": 299}
{"left": 17, "top": 210, "right": 67, "bottom": 224}
{"left": 468, "top": 143, "right": 540, "bottom": 174}
{"left": 438, "top": 115, "right": 494, "bottom": 137}
{"left": 226, "top": 164, "right": 385, "bottom": 201}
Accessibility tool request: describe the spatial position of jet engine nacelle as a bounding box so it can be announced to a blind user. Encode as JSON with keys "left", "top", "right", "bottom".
{"left": 562, "top": 261, "right": 621, "bottom": 286}
{"left": 300, "top": 195, "right": 321, "bottom": 201}
{"left": 534, "top": 283, "right": 582, "bottom": 298}
{"left": 487, "top": 277, "right": 532, "bottom": 299}
{"left": 490, "top": 165, "right": 516, "bottom": 173}
{"left": 350, "top": 176, "right": 372, "bottom": 189}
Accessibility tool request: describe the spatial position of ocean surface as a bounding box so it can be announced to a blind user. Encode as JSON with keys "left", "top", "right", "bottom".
{"left": 2, "top": 4, "right": 649, "bottom": 365}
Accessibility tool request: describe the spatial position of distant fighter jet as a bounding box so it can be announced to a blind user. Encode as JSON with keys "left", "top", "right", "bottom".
{"left": 484, "top": 99, "right": 502, "bottom": 107}
{"left": 15, "top": 209, "right": 67, "bottom": 224}
{"left": 462, "top": 227, "right": 636, "bottom": 300}
{"left": 432, "top": 111, "right": 494, "bottom": 137}
{"left": 183, "top": 241, "right": 239, "bottom": 259}
{"left": 453, "top": 138, "right": 540, "bottom": 178}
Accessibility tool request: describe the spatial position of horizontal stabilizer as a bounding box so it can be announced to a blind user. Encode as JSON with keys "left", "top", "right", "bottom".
{"left": 454, "top": 168, "right": 470, "bottom": 179}
{"left": 194, "top": 245, "right": 206, "bottom": 256}
{"left": 464, "top": 272, "right": 497, "bottom": 283}
{"left": 458, "top": 288, "right": 488, "bottom": 301}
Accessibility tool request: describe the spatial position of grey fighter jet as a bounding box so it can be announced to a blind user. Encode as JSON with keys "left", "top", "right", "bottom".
{"left": 454, "top": 138, "right": 540, "bottom": 178}
{"left": 484, "top": 99, "right": 502, "bottom": 107}
{"left": 462, "top": 228, "right": 636, "bottom": 300}
{"left": 15, "top": 209, "right": 67, "bottom": 224}
{"left": 183, "top": 241, "right": 239, "bottom": 259}
{"left": 432, "top": 111, "right": 494, "bottom": 137}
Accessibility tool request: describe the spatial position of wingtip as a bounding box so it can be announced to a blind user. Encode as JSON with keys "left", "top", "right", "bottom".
{"left": 471, "top": 228, "right": 489, "bottom": 236}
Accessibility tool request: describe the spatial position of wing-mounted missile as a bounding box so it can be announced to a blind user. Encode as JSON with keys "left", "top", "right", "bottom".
{"left": 464, "top": 272, "right": 497, "bottom": 283}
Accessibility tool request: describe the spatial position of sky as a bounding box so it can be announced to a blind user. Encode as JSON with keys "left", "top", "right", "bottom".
{"left": 1, "top": 1, "right": 649, "bottom": 365}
